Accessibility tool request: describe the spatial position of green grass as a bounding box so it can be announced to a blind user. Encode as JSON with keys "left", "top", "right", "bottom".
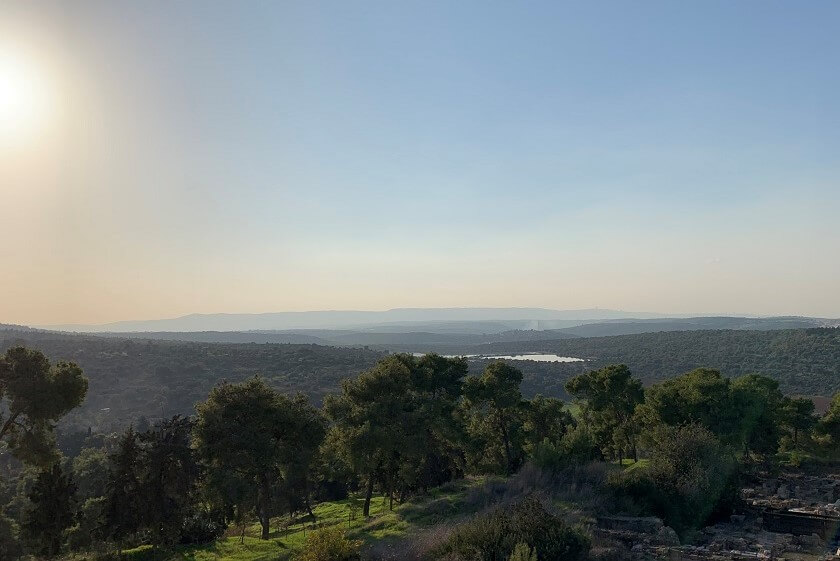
{"left": 111, "top": 477, "right": 486, "bottom": 561}
{"left": 620, "top": 458, "right": 650, "bottom": 470}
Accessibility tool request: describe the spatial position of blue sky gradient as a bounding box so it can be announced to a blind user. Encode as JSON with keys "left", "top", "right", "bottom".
{"left": 1, "top": 1, "right": 838, "bottom": 323}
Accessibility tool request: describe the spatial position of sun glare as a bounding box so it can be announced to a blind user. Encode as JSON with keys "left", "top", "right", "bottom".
{"left": 0, "top": 49, "right": 53, "bottom": 146}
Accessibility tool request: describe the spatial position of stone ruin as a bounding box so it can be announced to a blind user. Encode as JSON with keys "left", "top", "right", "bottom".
{"left": 591, "top": 472, "right": 840, "bottom": 560}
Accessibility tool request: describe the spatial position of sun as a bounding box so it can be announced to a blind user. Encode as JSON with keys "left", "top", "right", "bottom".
{"left": 0, "top": 50, "right": 53, "bottom": 146}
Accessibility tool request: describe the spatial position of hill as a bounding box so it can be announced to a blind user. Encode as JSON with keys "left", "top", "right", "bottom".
{"left": 39, "top": 307, "right": 670, "bottom": 332}
{"left": 473, "top": 328, "right": 840, "bottom": 396}
{"left": 3, "top": 326, "right": 839, "bottom": 432}
{"left": 0, "top": 328, "right": 383, "bottom": 431}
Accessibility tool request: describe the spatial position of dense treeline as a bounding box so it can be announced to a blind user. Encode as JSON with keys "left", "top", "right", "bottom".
{"left": 4, "top": 327, "right": 840, "bottom": 440}
{"left": 6, "top": 341, "right": 840, "bottom": 561}
{"left": 479, "top": 328, "right": 840, "bottom": 396}
{"left": 0, "top": 329, "right": 384, "bottom": 431}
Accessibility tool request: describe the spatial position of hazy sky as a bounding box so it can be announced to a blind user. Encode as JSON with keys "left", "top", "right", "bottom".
{"left": 1, "top": 1, "right": 838, "bottom": 325}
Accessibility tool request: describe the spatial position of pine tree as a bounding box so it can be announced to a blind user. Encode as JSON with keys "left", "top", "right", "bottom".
{"left": 138, "top": 416, "right": 200, "bottom": 547}
{"left": 21, "top": 463, "right": 77, "bottom": 557}
{"left": 104, "top": 428, "right": 142, "bottom": 545}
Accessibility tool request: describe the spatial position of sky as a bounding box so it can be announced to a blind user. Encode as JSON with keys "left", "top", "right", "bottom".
{"left": 0, "top": 0, "right": 838, "bottom": 325}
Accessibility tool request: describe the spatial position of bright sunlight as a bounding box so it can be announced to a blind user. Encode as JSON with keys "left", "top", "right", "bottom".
{"left": 0, "top": 47, "right": 53, "bottom": 146}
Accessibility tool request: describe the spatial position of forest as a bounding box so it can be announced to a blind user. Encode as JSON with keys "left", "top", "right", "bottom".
{"left": 2, "top": 342, "right": 840, "bottom": 561}
{"left": 2, "top": 327, "right": 839, "bottom": 436}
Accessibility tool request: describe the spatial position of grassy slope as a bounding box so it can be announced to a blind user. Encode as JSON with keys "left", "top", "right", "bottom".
{"left": 118, "top": 477, "right": 485, "bottom": 561}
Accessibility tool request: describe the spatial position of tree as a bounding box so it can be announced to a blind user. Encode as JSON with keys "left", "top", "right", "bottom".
{"left": 614, "top": 424, "right": 739, "bottom": 537}
{"left": 195, "top": 377, "right": 324, "bottom": 539}
{"left": 780, "top": 397, "right": 816, "bottom": 451}
{"left": 636, "top": 368, "right": 740, "bottom": 444}
{"left": 463, "top": 361, "right": 527, "bottom": 475}
{"left": 0, "top": 511, "right": 23, "bottom": 560}
{"left": 565, "top": 365, "right": 643, "bottom": 462}
{"left": 137, "top": 416, "right": 200, "bottom": 548}
{"left": 104, "top": 428, "right": 142, "bottom": 545}
{"left": 72, "top": 447, "right": 109, "bottom": 500}
{"left": 0, "top": 347, "right": 88, "bottom": 466}
{"left": 271, "top": 394, "right": 327, "bottom": 520}
{"left": 324, "top": 357, "right": 414, "bottom": 517}
{"left": 392, "top": 353, "right": 468, "bottom": 496}
{"left": 522, "top": 395, "right": 574, "bottom": 454}
{"left": 730, "top": 374, "right": 784, "bottom": 458}
{"left": 21, "top": 463, "right": 77, "bottom": 557}
{"left": 816, "top": 392, "right": 840, "bottom": 451}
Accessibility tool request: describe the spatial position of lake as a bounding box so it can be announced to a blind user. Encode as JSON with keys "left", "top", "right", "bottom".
{"left": 414, "top": 352, "right": 584, "bottom": 363}
{"left": 482, "top": 353, "right": 584, "bottom": 363}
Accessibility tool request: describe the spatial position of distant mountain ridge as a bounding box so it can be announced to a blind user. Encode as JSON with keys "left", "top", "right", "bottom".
{"left": 25, "top": 315, "right": 837, "bottom": 347}
{"left": 40, "top": 307, "right": 679, "bottom": 333}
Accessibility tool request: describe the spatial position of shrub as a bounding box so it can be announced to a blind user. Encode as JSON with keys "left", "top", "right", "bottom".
{"left": 67, "top": 497, "right": 107, "bottom": 550}
{"left": 508, "top": 542, "right": 537, "bottom": 561}
{"left": 434, "top": 495, "right": 589, "bottom": 561}
{"left": 529, "top": 427, "right": 602, "bottom": 472}
{"left": 178, "top": 510, "right": 227, "bottom": 544}
{"left": 0, "top": 513, "right": 23, "bottom": 561}
{"left": 610, "top": 423, "right": 739, "bottom": 538}
{"left": 297, "top": 526, "right": 363, "bottom": 561}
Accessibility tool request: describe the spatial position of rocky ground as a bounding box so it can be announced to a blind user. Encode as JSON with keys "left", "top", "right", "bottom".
{"left": 592, "top": 472, "right": 840, "bottom": 560}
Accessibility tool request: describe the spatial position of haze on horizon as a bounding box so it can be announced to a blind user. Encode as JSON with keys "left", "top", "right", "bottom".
{"left": 1, "top": 0, "right": 839, "bottom": 326}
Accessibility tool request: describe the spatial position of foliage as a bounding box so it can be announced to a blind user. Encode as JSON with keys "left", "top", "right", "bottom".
{"left": 610, "top": 424, "right": 739, "bottom": 537}
{"left": 0, "top": 511, "right": 23, "bottom": 560}
{"left": 195, "top": 377, "right": 324, "bottom": 539}
{"left": 73, "top": 446, "right": 109, "bottom": 500}
{"left": 104, "top": 427, "right": 143, "bottom": 543}
{"left": 435, "top": 494, "right": 589, "bottom": 561}
{"left": 178, "top": 510, "right": 227, "bottom": 545}
{"left": 137, "top": 416, "right": 201, "bottom": 547}
{"left": 780, "top": 396, "right": 816, "bottom": 450}
{"left": 482, "top": 328, "right": 840, "bottom": 397}
{"left": 0, "top": 346, "right": 88, "bottom": 465}
{"left": 297, "top": 526, "right": 362, "bottom": 561}
{"left": 508, "top": 542, "right": 537, "bottom": 561}
{"left": 0, "top": 329, "right": 381, "bottom": 431}
{"left": 565, "top": 364, "right": 643, "bottom": 461}
{"left": 66, "top": 496, "right": 106, "bottom": 550}
{"left": 325, "top": 354, "right": 467, "bottom": 516}
{"left": 463, "top": 361, "right": 528, "bottom": 475}
{"left": 21, "top": 462, "right": 77, "bottom": 557}
{"left": 522, "top": 395, "right": 574, "bottom": 454}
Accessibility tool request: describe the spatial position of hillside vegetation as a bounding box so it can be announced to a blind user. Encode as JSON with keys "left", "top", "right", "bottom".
{"left": 2, "top": 327, "right": 839, "bottom": 432}
{"left": 478, "top": 328, "right": 840, "bottom": 396}
{"left": 0, "top": 329, "right": 383, "bottom": 431}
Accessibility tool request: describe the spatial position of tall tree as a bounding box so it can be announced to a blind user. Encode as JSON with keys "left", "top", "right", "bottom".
{"left": 565, "top": 365, "right": 643, "bottom": 462}
{"left": 730, "top": 374, "right": 785, "bottom": 459}
{"left": 462, "top": 361, "right": 527, "bottom": 475}
{"left": 0, "top": 347, "right": 88, "bottom": 465}
{"left": 636, "top": 368, "right": 740, "bottom": 444}
{"left": 195, "top": 377, "right": 323, "bottom": 539}
{"left": 522, "top": 395, "right": 575, "bottom": 453}
{"left": 781, "top": 396, "right": 816, "bottom": 450}
{"left": 137, "top": 416, "right": 200, "bottom": 548}
{"left": 324, "top": 356, "right": 414, "bottom": 517}
{"left": 21, "top": 463, "right": 77, "bottom": 557}
{"left": 104, "top": 428, "right": 142, "bottom": 546}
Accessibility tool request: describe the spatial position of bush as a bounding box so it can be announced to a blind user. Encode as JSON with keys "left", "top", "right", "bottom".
{"left": 179, "top": 511, "right": 227, "bottom": 545}
{"left": 610, "top": 424, "right": 739, "bottom": 538}
{"left": 509, "top": 542, "right": 537, "bottom": 561}
{"left": 530, "top": 426, "right": 601, "bottom": 472}
{"left": 434, "top": 495, "right": 589, "bottom": 561}
{"left": 297, "top": 526, "right": 362, "bottom": 561}
{"left": 67, "top": 497, "right": 107, "bottom": 550}
{"left": 0, "top": 513, "right": 23, "bottom": 560}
